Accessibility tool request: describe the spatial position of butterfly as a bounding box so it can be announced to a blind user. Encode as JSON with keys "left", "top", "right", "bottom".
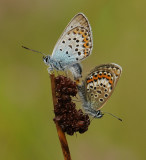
{"left": 22, "top": 13, "right": 93, "bottom": 79}
{"left": 77, "top": 63, "right": 122, "bottom": 119}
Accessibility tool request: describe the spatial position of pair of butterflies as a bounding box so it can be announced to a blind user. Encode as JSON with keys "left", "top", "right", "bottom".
{"left": 23, "top": 13, "right": 122, "bottom": 120}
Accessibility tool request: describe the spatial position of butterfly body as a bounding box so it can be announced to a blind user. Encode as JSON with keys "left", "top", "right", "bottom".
{"left": 78, "top": 63, "right": 122, "bottom": 118}
{"left": 43, "top": 55, "right": 66, "bottom": 71}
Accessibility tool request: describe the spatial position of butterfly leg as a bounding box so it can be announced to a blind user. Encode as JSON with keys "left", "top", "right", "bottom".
{"left": 47, "top": 66, "right": 54, "bottom": 74}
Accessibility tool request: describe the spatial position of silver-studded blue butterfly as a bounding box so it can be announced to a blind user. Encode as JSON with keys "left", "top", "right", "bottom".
{"left": 77, "top": 63, "right": 122, "bottom": 120}
{"left": 22, "top": 13, "right": 93, "bottom": 80}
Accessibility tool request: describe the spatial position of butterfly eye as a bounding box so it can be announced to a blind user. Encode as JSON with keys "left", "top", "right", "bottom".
{"left": 96, "top": 110, "right": 101, "bottom": 115}
{"left": 43, "top": 56, "right": 50, "bottom": 63}
{"left": 45, "top": 57, "right": 48, "bottom": 62}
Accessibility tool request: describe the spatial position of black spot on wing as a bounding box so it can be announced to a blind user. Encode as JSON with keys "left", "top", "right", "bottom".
{"left": 99, "top": 98, "right": 104, "bottom": 102}
{"left": 68, "top": 45, "right": 72, "bottom": 48}
{"left": 78, "top": 52, "right": 81, "bottom": 55}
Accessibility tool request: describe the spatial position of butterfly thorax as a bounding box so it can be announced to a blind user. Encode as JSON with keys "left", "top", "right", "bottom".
{"left": 43, "top": 55, "right": 66, "bottom": 71}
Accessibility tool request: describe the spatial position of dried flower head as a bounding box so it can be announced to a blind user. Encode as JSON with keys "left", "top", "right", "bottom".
{"left": 53, "top": 75, "right": 90, "bottom": 135}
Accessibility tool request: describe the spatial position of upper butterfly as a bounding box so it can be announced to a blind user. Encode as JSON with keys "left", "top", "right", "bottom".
{"left": 77, "top": 63, "right": 122, "bottom": 119}
{"left": 22, "top": 13, "right": 93, "bottom": 79}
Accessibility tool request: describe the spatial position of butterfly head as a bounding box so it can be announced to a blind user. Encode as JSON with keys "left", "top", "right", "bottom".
{"left": 94, "top": 110, "right": 104, "bottom": 118}
{"left": 43, "top": 55, "right": 51, "bottom": 65}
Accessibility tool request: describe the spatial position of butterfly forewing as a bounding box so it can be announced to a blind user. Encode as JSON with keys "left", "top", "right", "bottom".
{"left": 85, "top": 63, "right": 122, "bottom": 111}
{"left": 52, "top": 13, "right": 93, "bottom": 66}
{"left": 59, "top": 13, "right": 91, "bottom": 37}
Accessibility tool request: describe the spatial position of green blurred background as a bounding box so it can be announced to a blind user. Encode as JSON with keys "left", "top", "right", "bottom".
{"left": 0, "top": 0, "right": 146, "bottom": 160}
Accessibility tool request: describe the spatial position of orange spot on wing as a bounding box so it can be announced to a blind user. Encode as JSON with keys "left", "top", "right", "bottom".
{"left": 87, "top": 79, "right": 93, "bottom": 83}
{"left": 83, "top": 43, "right": 90, "bottom": 48}
{"left": 104, "top": 75, "right": 110, "bottom": 80}
{"left": 82, "top": 34, "right": 86, "bottom": 38}
{"left": 109, "top": 80, "right": 113, "bottom": 84}
{"left": 84, "top": 52, "right": 88, "bottom": 57}
{"left": 94, "top": 74, "right": 113, "bottom": 84}
{"left": 102, "top": 75, "right": 107, "bottom": 78}
{"left": 98, "top": 75, "right": 102, "bottom": 78}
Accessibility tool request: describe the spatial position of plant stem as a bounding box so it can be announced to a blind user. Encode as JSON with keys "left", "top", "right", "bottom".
{"left": 50, "top": 73, "right": 72, "bottom": 160}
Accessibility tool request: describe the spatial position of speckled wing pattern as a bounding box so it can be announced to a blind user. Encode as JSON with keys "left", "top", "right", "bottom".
{"left": 85, "top": 63, "right": 122, "bottom": 111}
{"left": 52, "top": 13, "right": 93, "bottom": 66}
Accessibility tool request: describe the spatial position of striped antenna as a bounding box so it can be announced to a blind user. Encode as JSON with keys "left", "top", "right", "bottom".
{"left": 103, "top": 111, "right": 122, "bottom": 121}
{"left": 22, "top": 45, "right": 47, "bottom": 57}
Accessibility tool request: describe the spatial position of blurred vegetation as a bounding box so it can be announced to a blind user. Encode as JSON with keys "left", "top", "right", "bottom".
{"left": 0, "top": 0, "right": 146, "bottom": 160}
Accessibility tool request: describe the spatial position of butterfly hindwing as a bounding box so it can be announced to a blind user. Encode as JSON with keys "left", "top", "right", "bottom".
{"left": 85, "top": 63, "right": 122, "bottom": 111}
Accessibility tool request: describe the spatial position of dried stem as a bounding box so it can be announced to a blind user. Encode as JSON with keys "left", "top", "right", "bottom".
{"left": 50, "top": 73, "right": 72, "bottom": 160}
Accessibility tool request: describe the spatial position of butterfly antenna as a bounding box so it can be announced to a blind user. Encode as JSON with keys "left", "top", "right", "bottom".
{"left": 22, "top": 45, "right": 47, "bottom": 57}
{"left": 103, "top": 111, "right": 122, "bottom": 121}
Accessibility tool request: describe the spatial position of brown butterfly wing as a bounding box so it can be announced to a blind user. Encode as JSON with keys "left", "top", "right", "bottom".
{"left": 85, "top": 63, "right": 122, "bottom": 111}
